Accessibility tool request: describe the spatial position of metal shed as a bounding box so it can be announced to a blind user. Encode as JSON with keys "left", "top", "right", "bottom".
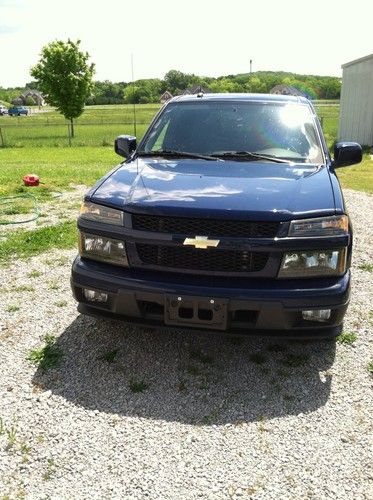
{"left": 339, "top": 53, "right": 373, "bottom": 146}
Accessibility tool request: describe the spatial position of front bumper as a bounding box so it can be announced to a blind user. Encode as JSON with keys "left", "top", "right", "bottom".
{"left": 71, "top": 256, "right": 350, "bottom": 338}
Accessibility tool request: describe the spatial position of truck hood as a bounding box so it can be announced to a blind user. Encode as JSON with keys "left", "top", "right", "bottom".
{"left": 89, "top": 157, "right": 336, "bottom": 221}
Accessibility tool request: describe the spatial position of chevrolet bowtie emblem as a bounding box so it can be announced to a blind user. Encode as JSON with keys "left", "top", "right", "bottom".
{"left": 183, "top": 235, "right": 220, "bottom": 249}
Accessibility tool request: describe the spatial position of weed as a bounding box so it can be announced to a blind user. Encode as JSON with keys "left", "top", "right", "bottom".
{"left": 367, "top": 360, "right": 373, "bottom": 374}
{"left": 178, "top": 380, "right": 187, "bottom": 392}
{"left": 283, "top": 354, "right": 309, "bottom": 368}
{"left": 249, "top": 353, "right": 267, "bottom": 365}
{"left": 190, "top": 349, "right": 213, "bottom": 364}
{"left": 36, "top": 434, "right": 45, "bottom": 444}
{"left": 48, "top": 281, "right": 60, "bottom": 290}
{"left": 6, "top": 424, "right": 17, "bottom": 447}
{"left": 43, "top": 458, "right": 56, "bottom": 481}
{"left": 258, "top": 415, "right": 269, "bottom": 432}
{"left": 186, "top": 365, "right": 201, "bottom": 376}
{"left": 54, "top": 300, "right": 67, "bottom": 307}
{"left": 27, "top": 335, "right": 63, "bottom": 371}
{"left": 129, "top": 380, "right": 149, "bottom": 393}
{"left": 14, "top": 284, "right": 35, "bottom": 292}
{"left": 28, "top": 270, "right": 42, "bottom": 278}
{"left": 358, "top": 263, "right": 373, "bottom": 272}
{"left": 20, "top": 441, "right": 32, "bottom": 463}
{"left": 6, "top": 305, "right": 20, "bottom": 312}
{"left": 337, "top": 331, "right": 357, "bottom": 345}
{"left": 98, "top": 349, "right": 118, "bottom": 363}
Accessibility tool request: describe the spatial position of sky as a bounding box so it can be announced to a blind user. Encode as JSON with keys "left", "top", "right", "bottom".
{"left": 1, "top": 0, "right": 373, "bottom": 87}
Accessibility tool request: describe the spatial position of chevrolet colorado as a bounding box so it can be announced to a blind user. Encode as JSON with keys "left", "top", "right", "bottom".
{"left": 71, "top": 94, "right": 362, "bottom": 338}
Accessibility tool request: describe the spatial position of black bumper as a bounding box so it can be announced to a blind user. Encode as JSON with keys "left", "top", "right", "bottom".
{"left": 71, "top": 257, "right": 350, "bottom": 339}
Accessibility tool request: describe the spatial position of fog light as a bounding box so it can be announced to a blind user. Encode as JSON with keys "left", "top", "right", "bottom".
{"left": 83, "top": 288, "right": 108, "bottom": 303}
{"left": 302, "top": 309, "right": 331, "bottom": 322}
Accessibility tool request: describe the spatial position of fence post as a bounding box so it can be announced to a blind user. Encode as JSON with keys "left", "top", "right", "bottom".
{"left": 67, "top": 124, "right": 72, "bottom": 147}
{"left": 0, "top": 127, "right": 4, "bottom": 147}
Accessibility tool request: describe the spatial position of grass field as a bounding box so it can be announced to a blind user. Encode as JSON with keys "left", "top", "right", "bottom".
{"left": 0, "top": 105, "right": 159, "bottom": 148}
{"left": 0, "top": 103, "right": 338, "bottom": 149}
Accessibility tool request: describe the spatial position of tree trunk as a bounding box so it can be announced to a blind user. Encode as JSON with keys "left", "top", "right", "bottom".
{"left": 70, "top": 117, "right": 74, "bottom": 138}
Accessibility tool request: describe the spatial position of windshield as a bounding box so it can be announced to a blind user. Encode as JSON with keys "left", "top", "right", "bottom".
{"left": 140, "top": 100, "right": 324, "bottom": 164}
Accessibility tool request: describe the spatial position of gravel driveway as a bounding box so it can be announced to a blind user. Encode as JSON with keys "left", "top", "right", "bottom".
{"left": 0, "top": 189, "right": 372, "bottom": 499}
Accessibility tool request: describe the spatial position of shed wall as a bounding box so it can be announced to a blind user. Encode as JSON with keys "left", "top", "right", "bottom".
{"left": 339, "top": 57, "right": 373, "bottom": 146}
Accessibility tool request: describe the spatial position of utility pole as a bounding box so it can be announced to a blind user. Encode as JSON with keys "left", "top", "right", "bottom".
{"left": 250, "top": 59, "right": 252, "bottom": 74}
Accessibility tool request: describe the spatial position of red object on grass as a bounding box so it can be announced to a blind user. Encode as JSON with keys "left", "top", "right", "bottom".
{"left": 23, "top": 174, "right": 40, "bottom": 187}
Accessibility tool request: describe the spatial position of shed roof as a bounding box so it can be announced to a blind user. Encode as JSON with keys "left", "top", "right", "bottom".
{"left": 342, "top": 53, "right": 373, "bottom": 68}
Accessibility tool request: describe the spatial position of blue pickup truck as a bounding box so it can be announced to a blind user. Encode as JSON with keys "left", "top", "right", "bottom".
{"left": 71, "top": 93, "right": 362, "bottom": 339}
{"left": 8, "top": 106, "right": 28, "bottom": 116}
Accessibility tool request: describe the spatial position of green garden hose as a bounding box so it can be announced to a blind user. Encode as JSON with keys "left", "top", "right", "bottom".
{"left": 0, "top": 193, "right": 39, "bottom": 225}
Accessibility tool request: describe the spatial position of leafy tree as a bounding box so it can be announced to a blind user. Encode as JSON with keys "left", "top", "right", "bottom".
{"left": 25, "top": 96, "right": 36, "bottom": 106}
{"left": 31, "top": 39, "right": 95, "bottom": 137}
{"left": 164, "top": 70, "right": 195, "bottom": 94}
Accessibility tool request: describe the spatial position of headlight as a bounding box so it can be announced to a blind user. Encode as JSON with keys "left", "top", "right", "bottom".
{"left": 278, "top": 248, "right": 347, "bottom": 278}
{"left": 80, "top": 202, "right": 123, "bottom": 226}
{"left": 79, "top": 232, "right": 129, "bottom": 267}
{"left": 288, "top": 215, "right": 348, "bottom": 237}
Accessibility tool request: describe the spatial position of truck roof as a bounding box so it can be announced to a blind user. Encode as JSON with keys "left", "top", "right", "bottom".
{"left": 169, "top": 93, "right": 309, "bottom": 104}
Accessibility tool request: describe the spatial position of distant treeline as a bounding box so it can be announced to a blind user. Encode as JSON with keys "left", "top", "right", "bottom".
{"left": 0, "top": 70, "right": 341, "bottom": 105}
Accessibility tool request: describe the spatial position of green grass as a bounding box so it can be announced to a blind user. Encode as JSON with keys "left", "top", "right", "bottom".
{"left": 0, "top": 146, "right": 117, "bottom": 197}
{"left": 28, "top": 270, "right": 42, "bottom": 278}
{"left": 129, "top": 380, "right": 149, "bottom": 393}
{"left": 0, "top": 104, "right": 159, "bottom": 148}
{"left": 336, "top": 156, "right": 373, "bottom": 194}
{"left": 0, "top": 221, "right": 77, "bottom": 263}
{"left": 27, "top": 335, "right": 63, "bottom": 371}
{"left": 358, "top": 263, "right": 373, "bottom": 272}
{"left": 282, "top": 354, "right": 309, "bottom": 368}
{"left": 249, "top": 353, "right": 267, "bottom": 365}
{"left": 6, "top": 304, "right": 20, "bottom": 312}
{"left": 337, "top": 331, "right": 357, "bottom": 345}
{"left": 98, "top": 349, "right": 119, "bottom": 363}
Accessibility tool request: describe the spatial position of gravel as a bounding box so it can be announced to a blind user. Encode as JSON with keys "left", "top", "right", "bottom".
{"left": 0, "top": 188, "right": 372, "bottom": 499}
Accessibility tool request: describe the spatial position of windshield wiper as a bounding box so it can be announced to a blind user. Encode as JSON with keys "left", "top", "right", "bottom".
{"left": 211, "top": 151, "right": 292, "bottom": 164}
{"left": 137, "top": 150, "right": 222, "bottom": 161}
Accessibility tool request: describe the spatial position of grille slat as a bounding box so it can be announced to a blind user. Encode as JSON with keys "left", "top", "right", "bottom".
{"left": 132, "top": 214, "right": 279, "bottom": 238}
{"left": 136, "top": 244, "right": 269, "bottom": 273}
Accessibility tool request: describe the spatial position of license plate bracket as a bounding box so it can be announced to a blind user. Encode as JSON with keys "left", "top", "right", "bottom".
{"left": 164, "top": 294, "right": 228, "bottom": 330}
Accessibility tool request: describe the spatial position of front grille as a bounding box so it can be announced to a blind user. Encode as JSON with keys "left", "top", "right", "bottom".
{"left": 132, "top": 214, "right": 279, "bottom": 238}
{"left": 136, "top": 244, "right": 269, "bottom": 273}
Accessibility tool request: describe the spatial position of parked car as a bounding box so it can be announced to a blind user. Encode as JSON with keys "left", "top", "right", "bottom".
{"left": 71, "top": 93, "right": 362, "bottom": 339}
{"left": 0, "top": 105, "right": 8, "bottom": 115}
{"left": 8, "top": 106, "right": 28, "bottom": 116}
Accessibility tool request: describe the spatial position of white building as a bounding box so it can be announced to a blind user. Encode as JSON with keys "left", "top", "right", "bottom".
{"left": 339, "top": 53, "right": 373, "bottom": 146}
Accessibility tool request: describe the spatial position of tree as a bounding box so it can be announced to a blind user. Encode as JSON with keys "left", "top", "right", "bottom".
{"left": 31, "top": 39, "right": 95, "bottom": 137}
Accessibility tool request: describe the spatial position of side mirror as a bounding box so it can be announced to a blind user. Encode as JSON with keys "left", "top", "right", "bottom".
{"left": 115, "top": 135, "right": 137, "bottom": 158}
{"left": 333, "top": 142, "right": 362, "bottom": 168}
